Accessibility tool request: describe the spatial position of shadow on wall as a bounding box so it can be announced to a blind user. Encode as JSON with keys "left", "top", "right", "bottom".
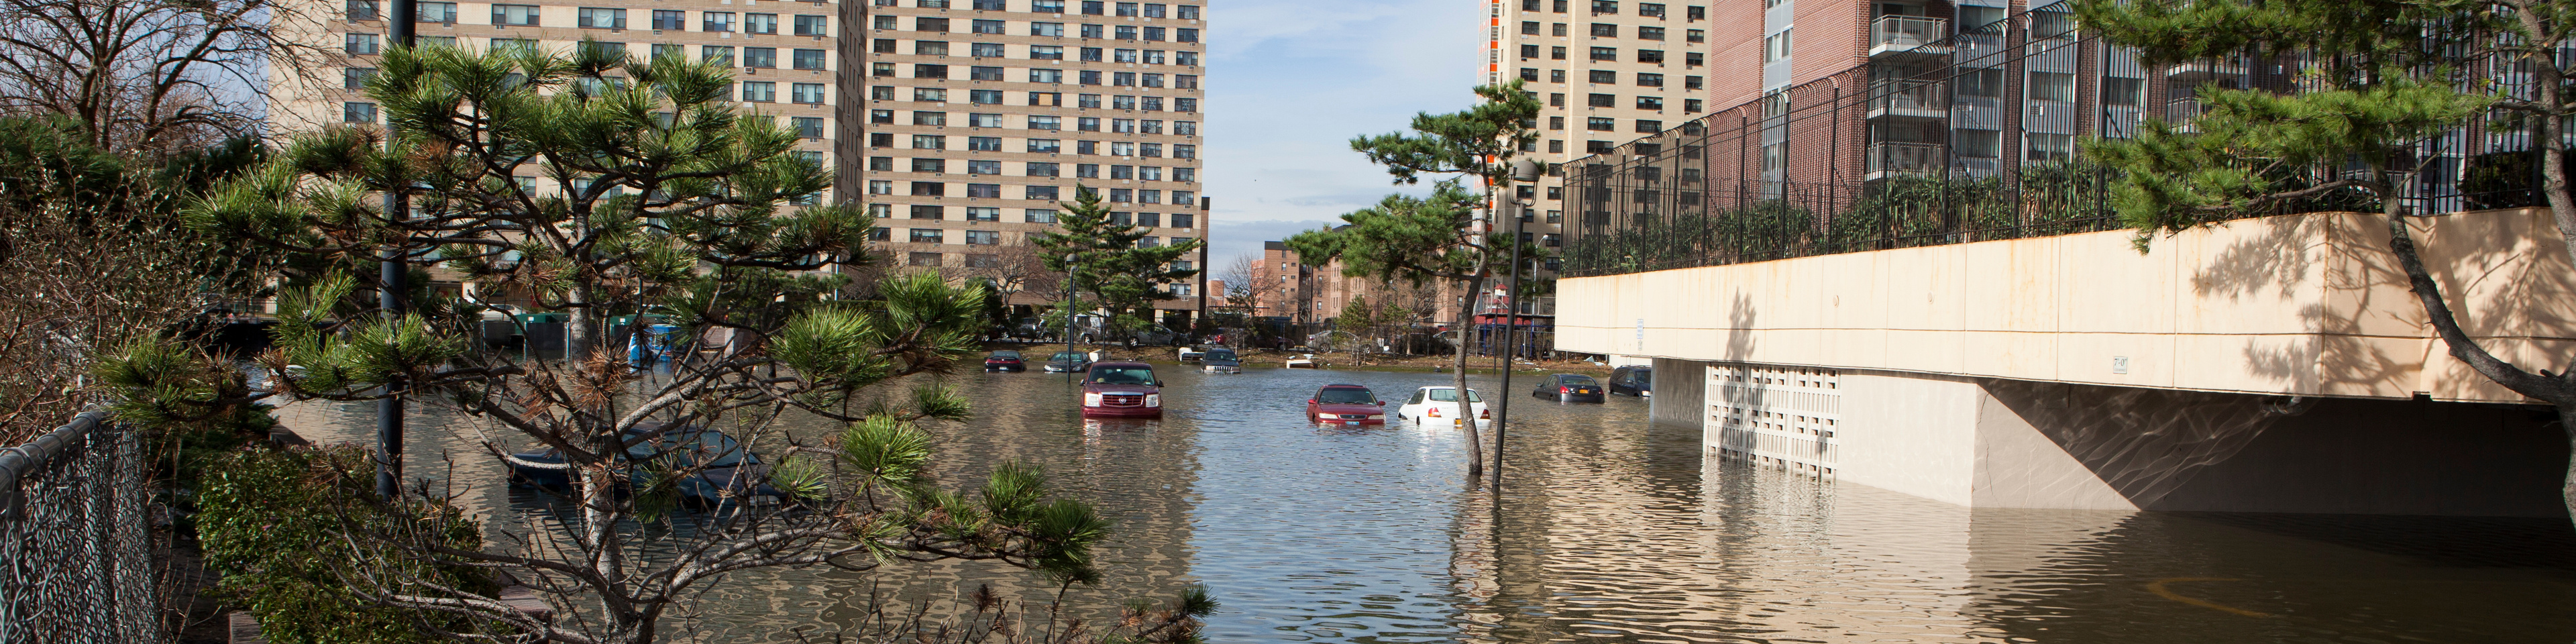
{"left": 1986, "top": 380, "right": 2569, "bottom": 517}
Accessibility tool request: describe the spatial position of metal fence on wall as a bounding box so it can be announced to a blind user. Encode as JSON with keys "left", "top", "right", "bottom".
{"left": 0, "top": 411, "right": 157, "bottom": 643}
{"left": 1560, "top": 4, "right": 2553, "bottom": 278}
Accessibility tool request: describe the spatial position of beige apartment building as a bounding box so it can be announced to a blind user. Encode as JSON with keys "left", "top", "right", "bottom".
{"left": 854, "top": 0, "right": 1209, "bottom": 321}
{"left": 1487, "top": 0, "right": 1714, "bottom": 269}
{"left": 268, "top": 0, "right": 846, "bottom": 188}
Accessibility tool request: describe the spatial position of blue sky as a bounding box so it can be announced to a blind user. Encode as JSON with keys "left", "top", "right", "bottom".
{"left": 1199, "top": 0, "right": 1484, "bottom": 272}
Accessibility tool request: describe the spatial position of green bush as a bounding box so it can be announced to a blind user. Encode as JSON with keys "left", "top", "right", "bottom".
{"left": 195, "top": 445, "right": 495, "bottom": 644}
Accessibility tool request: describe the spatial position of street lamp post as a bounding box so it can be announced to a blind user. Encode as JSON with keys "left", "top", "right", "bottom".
{"left": 1492, "top": 158, "right": 1540, "bottom": 495}
{"left": 1063, "top": 253, "right": 1078, "bottom": 384}
{"left": 378, "top": 0, "right": 418, "bottom": 501}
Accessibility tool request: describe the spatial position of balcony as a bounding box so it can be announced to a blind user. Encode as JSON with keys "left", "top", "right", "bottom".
{"left": 1864, "top": 142, "right": 1943, "bottom": 181}
{"left": 2165, "top": 56, "right": 2245, "bottom": 85}
{"left": 1866, "top": 79, "right": 1949, "bottom": 121}
{"left": 2166, "top": 95, "right": 2204, "bottom": 133}
{"left": 1870, "top": 15, "right": 1950, "bottom": 59}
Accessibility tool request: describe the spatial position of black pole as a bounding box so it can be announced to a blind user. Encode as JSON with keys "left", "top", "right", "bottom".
{"left": 1493, "top": 201, "right": 1524, "bottom": 496}
{"left": 377, "top": 0, "right": 415, "bottom": 501}
{"left": 1064, "top": 254, "right": 1078, "bottom": 385}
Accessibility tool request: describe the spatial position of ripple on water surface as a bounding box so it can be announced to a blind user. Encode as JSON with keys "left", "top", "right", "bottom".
{"left": 274, "top": 363, "right": 2576, "bottom": 643}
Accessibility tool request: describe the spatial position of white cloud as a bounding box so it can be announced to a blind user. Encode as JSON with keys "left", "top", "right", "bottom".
{"left": 1201, "top": 0, "right": 1485, "bottom": 268}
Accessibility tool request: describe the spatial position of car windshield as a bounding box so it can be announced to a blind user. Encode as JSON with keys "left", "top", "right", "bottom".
{"left": 1087, "top": 367, "right": 1155, "bottom": 385}
{"left": 1051, "top": 352, "right": 1083, "bottom": 362}
{"left": 1424, "top": 388, "right": 1483, "bottom": 402}
{"left": 991, "top": 351, "right": 1021, "bottom": 359}
{"left": 1205, "top": 349, "right": 1236, "bottom": 361}
{"left": 1560, "top": 375, "right": 1600, "bottom": 386}
{"left": 1316, "top": 388, "right": 1376, "bottom": 404}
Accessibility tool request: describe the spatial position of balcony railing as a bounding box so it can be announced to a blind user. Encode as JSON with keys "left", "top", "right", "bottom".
{"left": 1866, "top": 79, "right": 1949, "bottom": 117}
{"left": 1871, "top": 15, "right": 1949, "bottom": 56}
{"left": 1866, "top": 142, "right": 1943, "bottom": 178}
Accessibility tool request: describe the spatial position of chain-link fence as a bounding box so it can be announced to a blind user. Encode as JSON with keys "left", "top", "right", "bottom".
{"left": 0, "top": 410, "right": 157, "bottom": 643}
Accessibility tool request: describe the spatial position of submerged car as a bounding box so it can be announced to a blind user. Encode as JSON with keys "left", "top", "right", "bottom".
{"left": 1043, "top": 350, "right": 1093, "bottom": 373}
{"left": 1534, "top": 373, "right": 1605, "bottom": 402}
{"left": 1306, "top": 384, "right": 1387, "bottom": 425}
{"left": 1081, "top": 360, "right": 1165, "bottom": 418}
{"left": 507, "top": 423, "right": 786, "bottom": 506}
{"left": 984, "top": 350, "right": 1026, "bottom": 372}
{"left": 1609, "top": 365, "right": 1652, "bottom": 397}
{"left": 1201, "top": 347, "right": 1242, "bottom": 374}
{"left": 1397, "top": 386, "right": 1489, "bottom": 429}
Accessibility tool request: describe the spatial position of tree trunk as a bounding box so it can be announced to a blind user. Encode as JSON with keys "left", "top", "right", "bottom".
{"left": 566, "top": 285, "right": 594, "bottom": 358}
{"left": 1453, "top": 270, "right": 1489, "bottom": 481}
{"left": 2377, "top": 167, "right": 2576, "bottom": 525}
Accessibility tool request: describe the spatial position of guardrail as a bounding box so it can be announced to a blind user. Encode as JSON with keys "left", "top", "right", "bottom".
{"left": 0, "top": 410, "right": 156, "bottom": 643}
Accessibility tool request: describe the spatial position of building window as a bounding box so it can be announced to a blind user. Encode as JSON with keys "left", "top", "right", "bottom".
{"left": 967, "top": 207, "right": 1002, "bottom": 222}
{"left": 1028, "top": 138, "right": 1061, "bottom": 152}
{"left": 1685, "top": 75, "right": 1704, "bottom": 89}
{"left": 577, "top": 7, "right": 625, "bottom": 28}
{"left": 1026, "top": 209, "right": 1059, "bottom": 223}
{"left": 343, "top": 102, "right": 376, "bottom": 123}
{"left": 965, "top": 230, "right": 1001, "bottom": 245}
{"left": 1586, "top": 140, "right": 1613, "bottom": 154}
{"left": 795, "top": 14, "right": 829, "bottom": 35}
{"left": 1633, "top": 119, "right": 1660, "bottom": 132}
{"left": 345, "top": 34, "right": 380, "bottom": 55}
{"left": 1636, "top": 96, "right": 1662, "bottom": 109}
{"left": 1763, "top": 29, "right": 1789, "bottom": 62}
{"left": 1684, "top": 99, "right": 1702, "bottom": 112}
{"left": 792, "top": 117, "right": 824, "bottom": 138}
{"left": 343, "top": 67, "right": 376, "bottom": 90}
{"left": 1586, "top": 117, "right": 1615, "bottom": 131}
{"left": 974, "top": 0, "right": 1005, "bottom": 9}
{"left": 744, "top": 48, "right": 777, "bottom": 68}
{"left": 912, "top": 134, "right": 946, "bottom": 149}
{"left": 1590, "top": 23, "right": 1616, "bottom": 37}
{"left": 913, "top": 181, "right": 947, "bottom": 196}
{"left": 915, "top": 16, "right": 948, "bottom": 32}
{"left": 347, "top": 0, "right": 380, "bottom": 19}
{"left": 1587, "top": 93, "right": 1615, "bottom": 107}
{"left": 1638, "top": 2, "right": 1664, "bottom": 17}
{"left": 1026, "top": 185, "right": 1061, "bottom": 200}
{"left": 1028, "top": 115, "right": 1062, "bottom": 130}
{"left": 2028, "top": 133, "right": 2075, "bottom": 162}
{"left": 914, "top": 63, "right": 949, "bottom": 78}
{"left": 972, "top": 19, "right": 1005, "bottom": 34}
{"left": 968, "top": 160, "right": 1001, "bottom": 175}
{"left": 1032, "top": 22, "right": 1065, "bottom": 36}
{"left": 492, "top": 3, "right": 538, "bottom": 25}
{"left": 1637, "top": 72, "right": 1663, "bottom": 87}
{"left": 909, "top": 252, "right": 943, "bottom": 266}
{"left": 1032, "top": 45, "right": 1065, "bottom": 60}
{"left": 912, "top": 205, "right": 944, "bottom": 219}
{"left": 914, "top": 111, "right": 945, "bottom": 126}
{"left": 869, "top": 180, "right": 895, "bottom": 195}
{"left": 701, "top": 46, "right": 735, "bottom": 64}
{"left": 1028, "top": 162, "right": 1060, "bottom": 176}
{"left": 1591, "top": 0, "right": 1617, "bottom": 13}
{"left": 700, "top": 11, "right": 733, "bottom": 31}
{"left": 741, "top": 81, "right": 777, "bottom": 102}
{"left": 1034, "top": 0, "right": 1065, "bottom": 12}
{"left": 793, "top": 49, "right": 827, "bottom": 69}
{"left": 1081, "top": 23, "right": 1103, "bottom": 38}
{"left": 911, "top": 158, "right": 946, "bottom": 173}
{"left": 967, "top": 184, "right": 1001, "bottom": 198}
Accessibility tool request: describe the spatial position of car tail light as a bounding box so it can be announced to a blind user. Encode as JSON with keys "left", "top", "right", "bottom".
{"left": 1428, "top": 408, "right": 1441, "bottom": 417}
{"left": 1559, "top": 386, "right": 1570, "bottom": 393}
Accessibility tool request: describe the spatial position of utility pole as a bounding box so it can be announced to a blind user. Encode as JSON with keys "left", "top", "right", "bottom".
{"left": 378, "top": 0, "right": 417, "bottom": 501}
{"left": 1064, "top": 252, "right": 1078, "bottom": 384}
{"left": 1492, "top": 158, "right": 1539, "bottom": 495}
{"left": 1197, "top": 197, "right": 1210, "bottom": 337}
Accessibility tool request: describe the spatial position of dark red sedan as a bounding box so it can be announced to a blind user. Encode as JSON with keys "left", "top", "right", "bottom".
{"left": 1305, "top": 384, "right": 1387, "bottom": 425}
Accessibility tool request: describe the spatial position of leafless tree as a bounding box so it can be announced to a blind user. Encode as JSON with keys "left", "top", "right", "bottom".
{"left": 969, "top": 243, "right": 1065, "bottom": 308}
{"left": 0, "top": 0, "right": 329, "bottom": 155}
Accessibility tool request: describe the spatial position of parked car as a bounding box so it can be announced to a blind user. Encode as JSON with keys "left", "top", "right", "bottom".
{"left": 1081, "top": 360, "right": 1165, "bottom": 418}
{"left": 1306, "top": 384, "right": 1387, "bottom": 425}
{"left": 984, "top": 350, "right": 1026, "bottom": 372}
{"left": 1177, "top": 345, "right": 1208, "bottom": 362}
{"left": 507, "top": 424, "right": 786, "bottom": 507}
{"left": 1043, "top": 350, "right": 1093, "bottom": 373}
{"left": 1534, "top": 374, "right": 1606, "bottom": 402}
{"left": 1010, "top": 317, "right": 1053, "bottom": 340}
{"left": 1201, "top": 347, "right": 1242, "bottom": 374}
{"left": 1609, "top": 365, "right": 1652, "bottom": 397}
{"left": 1398, "top": 386, "right": 1490, "bottom": 429}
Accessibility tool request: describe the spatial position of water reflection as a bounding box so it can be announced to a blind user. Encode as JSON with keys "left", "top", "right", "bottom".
{"left": 273, "top": 364, "right": 2576, "bottom": 643}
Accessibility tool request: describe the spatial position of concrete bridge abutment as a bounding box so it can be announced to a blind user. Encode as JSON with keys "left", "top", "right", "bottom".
{"left": 1693, "top": 364, "right": 2567, "bottom": 517}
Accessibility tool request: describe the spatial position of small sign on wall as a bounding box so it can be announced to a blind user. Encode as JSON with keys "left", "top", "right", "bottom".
{"left": 2111, "top": 356, "right": 2131, "bottom": 374}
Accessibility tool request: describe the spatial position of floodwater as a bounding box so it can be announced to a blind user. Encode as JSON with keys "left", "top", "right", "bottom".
{"left": 274, "top": 364, "right": 2576, "bottom": 643}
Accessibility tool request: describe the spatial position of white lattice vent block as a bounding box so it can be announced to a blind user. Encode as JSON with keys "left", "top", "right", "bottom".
{"left": 1705, "top": 364, "right": 1842, "bottom": 478}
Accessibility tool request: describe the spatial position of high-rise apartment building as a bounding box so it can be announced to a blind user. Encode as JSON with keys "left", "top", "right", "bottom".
{"left": 854, "top": 0, "right": 1209, "bottom": 321}
{"left": 266, "top": 0, "right": 1210, "bottom": 323}
{"left": 1486, "top": 0, "right": 1712, "bottom": 281}
{"left": 268, "top": 0, "right": 846, "bottom": 189}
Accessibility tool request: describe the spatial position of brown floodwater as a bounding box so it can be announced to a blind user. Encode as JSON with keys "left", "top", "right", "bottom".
{"left": 274, "top": 364, "right": 2576, "bottom": 643}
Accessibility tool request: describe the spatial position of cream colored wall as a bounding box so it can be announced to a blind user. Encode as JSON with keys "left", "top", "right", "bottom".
{"left": 1558, "top": 209, "right": 2576, "bottom": 404}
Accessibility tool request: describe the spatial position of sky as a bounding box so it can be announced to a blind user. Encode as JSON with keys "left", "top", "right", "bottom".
{"left": 1199, "top": 0, "right": 1485, "bottom": 274}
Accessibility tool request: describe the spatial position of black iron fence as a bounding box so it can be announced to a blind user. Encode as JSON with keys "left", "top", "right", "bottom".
{"left": 0, "top": 410, "right": 157, "bottom": 643}
{"left": 1560, "top": 4, "right": 2555, "bottom": 278}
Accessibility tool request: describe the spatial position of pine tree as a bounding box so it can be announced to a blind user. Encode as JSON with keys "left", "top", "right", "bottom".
{"left": 1030, "top": 185, "right": 1203, "bottom": 342}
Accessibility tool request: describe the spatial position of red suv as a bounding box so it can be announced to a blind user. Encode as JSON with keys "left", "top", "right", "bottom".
{"left": 1081, "top": 361, "right": 1164, "bottom": 418}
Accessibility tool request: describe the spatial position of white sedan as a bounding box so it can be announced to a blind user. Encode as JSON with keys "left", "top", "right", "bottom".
{"left": 1397, "top": 386, "right": 1490, "bottom": 429}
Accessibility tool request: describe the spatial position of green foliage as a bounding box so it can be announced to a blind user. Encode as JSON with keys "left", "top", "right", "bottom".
{"left": 2074, "top": 0, "right": 2493, "bottom": 250}
{"left": 1349, "top": 80, "right": 1544, "bottom": 186}
{"left": 1031, "top": 186, "right": 1201, "bottom": 333}
{"left": 195, "top": 446, "right": 494, "bottom": 644}
{"left": 839, "top": 415, "right": 934, "bottom": 491}
{"left": 1286, "top": 181, "right": 1494, "bottom": 284}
